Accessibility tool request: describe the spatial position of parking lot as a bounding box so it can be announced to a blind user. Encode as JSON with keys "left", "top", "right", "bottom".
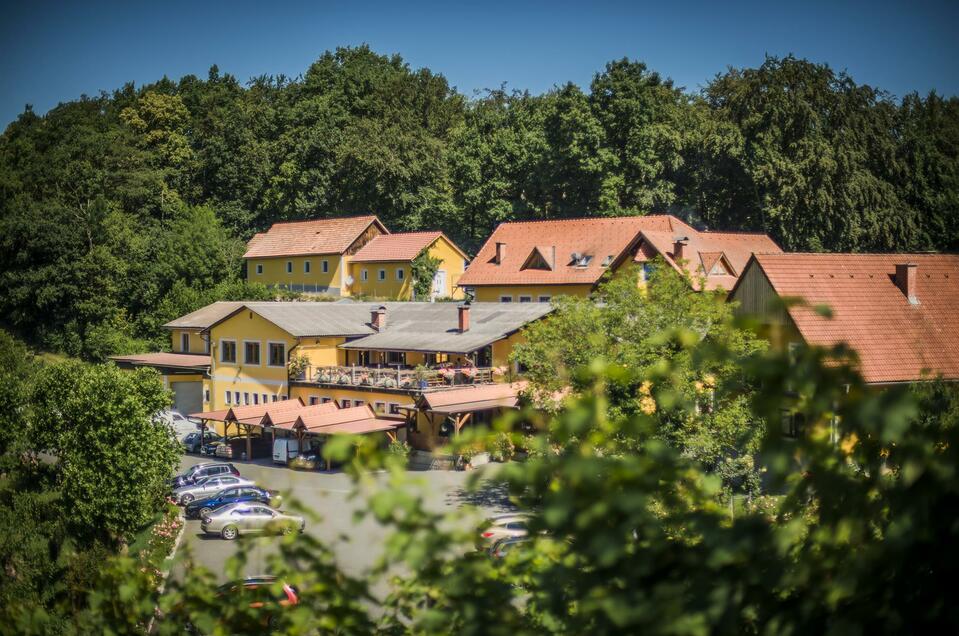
{"left": 171, "top": 455, "right": 512, "bottom": 602}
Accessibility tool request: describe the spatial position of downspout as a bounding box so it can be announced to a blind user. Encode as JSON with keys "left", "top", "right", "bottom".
{"left": 286, "top": 339, "right": 300, "bottom": 401}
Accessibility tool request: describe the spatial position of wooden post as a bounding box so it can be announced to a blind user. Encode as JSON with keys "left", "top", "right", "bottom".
{"left": 245, "top": 423, "right": 252, "bottom": 460}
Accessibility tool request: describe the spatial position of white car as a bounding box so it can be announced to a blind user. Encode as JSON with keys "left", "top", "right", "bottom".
{"left": 479, "top": 513, "right": 531, "bottom": 545}
{"left": 173, "top": 474, "right": 255, "bottom": 505}
{"left": 158, "top": 409, "right": 200, "bottom": 440}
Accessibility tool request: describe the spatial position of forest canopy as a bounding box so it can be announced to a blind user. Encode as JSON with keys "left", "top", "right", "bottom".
{"left": 1, "top": 46, "right": 957, "bottom": 359}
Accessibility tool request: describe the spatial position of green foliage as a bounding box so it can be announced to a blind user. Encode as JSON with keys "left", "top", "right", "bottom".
{"left": 28, "top": 362, "right": 180, "bottom": 543}
{"left": 512, "top": 264, "right": 766, "bottom": 494}
{"left": 410, "top": 251, "right": 442, "bottom": 299}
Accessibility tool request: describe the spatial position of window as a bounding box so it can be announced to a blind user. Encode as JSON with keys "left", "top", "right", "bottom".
{"left": 397, "top": 268, "right": 405, "bottom": 280}
{"left": 538, "top": 295, "right": 551, "bottom": 303}
{"left": 244, "top": 341, "right": 261, "bottom": 365}
{"left": 253, "top": 393, "right": 259, "bottom": 405}
{"left": 519, "top": 296, "right": 532, "bottom": 303}
{"left": 271, "top": 395, "right": 277, "bottom": 402}
{"left": 309, "top": 396, "right": 318, "bottom": 405}
{"left": 378, "top": 269, "right": 386, "bottom": 281}
{"left": 500, "top": 295, "right": 513, "bottom": 303}
{"left": 304, "top": 260, "right": 311, "bottom": 273}
{"left": 286, "top": 261, "right": 293, "bottom": 273}
{"left": 389, "top": 403, "right": 401, "bottom": 415}
{"left": 387, "top": 351, "right": 406, "bottom": 365}
{"left": 225, "top": 391, "right": 231, "bottom": 405}
{"left": 374, "top": 401, "right": 386, "bottom": 413}
{"left": 204, "top": 389, "right": 210, "bottom": 403}
{"left": 340, "top": 399, "right": 352, "bottom": 408}
{"left": 322, "top": 260, "right": 329, "bottom": 273}
{"left": 181, "top": 332, "right": 190, "bottom": 352}
{"left": 220, "top": 340, "right": 237, "bottom": 363}
{"left": 243, "top": 392, "right": 250, "bottom": 405}
{"left": 782, "top": 411, "right": 807, "bottom": 438}
{"left": 353, "top": 400, "right": 364, "bottom": 407}
{"left": 262, "top": 394, "right": 268, "bottom": 404}
{"left": 234, "top": 391, "right": 240, "bottom": 405}
{"left": 255, "top": 263, "right": 263, "bottom": 275}
{"left": 321, "top": 397, "right": 332, "bottom": 404}
{"left": 361, "top": 269, "right": 368, "bottom": 281}
{"left": 281, "top": 395, "right": 288, "bottom": 401}
{"left": 268, "top": 342, "right": 286, "bottom": 367}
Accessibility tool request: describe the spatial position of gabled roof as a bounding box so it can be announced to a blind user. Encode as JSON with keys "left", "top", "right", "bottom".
{"left": 735, "top": 253, "right": 959, "bottom": 384}
{"left": 419, "top": 382, "right": 523, "bottom": 413}
{"left": 225, "top": 398, "right": 306, "bottom": 425}
{"left": 458, "top": 215, "right": 675, "bottom": 286}
{"left": 243, "top": 215, "right": 387, "bottom": 258}
{"left": 457, "top": 215, "right": 779, "bottom": 289}
{"left": 163, "top": 302, "right": 246, "bottom": 330}
{"left": 521, "top": 246, "right": 555, "bottom": 271}
{"left": 633, "top": 218, "right": 781, "bottom": 291}
{"left": 264, "top": 401, "right": 341, "bottom": 430}
{"left": 295, "top": 404, "right": 404, "bottom": 435}
{"left": 350, "top": 231, "right": 465, "bottom": 263}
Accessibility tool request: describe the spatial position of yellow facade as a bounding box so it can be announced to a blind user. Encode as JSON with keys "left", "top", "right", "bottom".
{"left": 348, "top": 236, "right": 466, "bottom": 300}
{"left": 289, "top": 385, "right": 416, "bottom": 414}
{"left": 170, "top": 329, "right": 209, "bottom": 354}
{"left": 247, "top": 254, "right": 345, "bottom": 295}
{"left": 472, "top": 284, "right": 593, "bottom": 303}
{"left": 207, "top": 309, "right": 298, "bottom": 411}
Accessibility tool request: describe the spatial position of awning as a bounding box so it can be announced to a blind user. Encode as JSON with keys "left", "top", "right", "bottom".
{"left": 190, "top": 408, "right": 231, "bottom": 421}
{"left": 111, "top": 352, "right": 210, "bottom": 372}
{"left": 419, "top": 382, "right": 525, "bottom": 414}
{"left": 425, "top": 397, "right": 518, "bottom": 414}
{"left": 295, "top": 405, "right": 405, "bottom": 436}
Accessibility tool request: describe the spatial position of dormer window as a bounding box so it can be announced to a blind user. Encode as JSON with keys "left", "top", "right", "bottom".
{"left": 521, "top": 246, "right": 555, "bottom": 271}
{"left": 569, "top": 253, "right": 593, "bottom": 268}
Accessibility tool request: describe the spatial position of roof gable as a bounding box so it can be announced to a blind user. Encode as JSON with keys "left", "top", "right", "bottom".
{"left": 521, "top": 246, "right": 555, "bottom": 271}
{"left": 350, "top": 231, "right": 460, "bottom": 263}
{"left": 243, "top": 215, "right": 387, "bottom": 259}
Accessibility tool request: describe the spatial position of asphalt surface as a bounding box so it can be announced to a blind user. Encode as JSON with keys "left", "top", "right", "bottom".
{"left": 170, "top": 454, "right": 513, "bottom": 602}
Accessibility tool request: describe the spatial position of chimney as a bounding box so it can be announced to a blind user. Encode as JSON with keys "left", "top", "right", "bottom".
{"left": 371, "top": 306, "right": 387, "bottom": 331}
{"left": 458, "top": 303, "right": 471, "bottom": 332}
{"left": 549, "top": 246, "right": 556, "bottom": 269}
{"left": 673, "top": 237, "right": 689, "bottom": 261}
{"left": 495, "top": 242, "right": 507, "bottom": 265}
{"left": 895, "top": 263, "right": 919, "bottom": 305}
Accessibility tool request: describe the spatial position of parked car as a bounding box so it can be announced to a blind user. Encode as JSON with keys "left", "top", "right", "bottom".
{"left": 489, "top": 536, "right": 530, "bottom": 559}
{"left": 479, "top": 514, "right": 530, "bottom": 545}
{"left": 170, "top": 462, "right": 239, "bottom": 489}
{"left": 159, "top": 410, "right": 200, "bottom": 439}
{"left": 201, "top": 439, "right": 225, "bottom": 456}
{"left": 180, "top": 576, "right": 298, "bottom": 633}
{"left": 184, "top": 486, "right": 275, "bottom": 520}
{"left": 174, "top": 475, "right": 255, "bottom": 505}
{"left": 200, "top": 503, "right": 305, "bottom": 540}
{"left": 182, "top": 431, "right": 222, "bottom": 454}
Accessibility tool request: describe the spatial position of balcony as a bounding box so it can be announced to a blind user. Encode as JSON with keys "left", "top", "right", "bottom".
{"left": 304, "top": 365, "right": 503, "bottom": 390}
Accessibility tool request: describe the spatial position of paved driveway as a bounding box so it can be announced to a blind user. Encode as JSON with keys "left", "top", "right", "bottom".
{"left": 171, "top": 455, "right": 512, "bottom": 601}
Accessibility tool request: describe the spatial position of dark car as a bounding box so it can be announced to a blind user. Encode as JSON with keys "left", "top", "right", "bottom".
{"left": 201, "top": 439, "right": 225, "bottom": 456}
{"left": 170, "top": 462, "right": 239, "bottom": 489}
{"left": 182, "top": 431, "right": 222, "bottom": 454}
{"left": 184, "top": 485, "right": 275, "bottom": 519}
{"left": 181, "top": 575, "right": 298, "bottom": 633}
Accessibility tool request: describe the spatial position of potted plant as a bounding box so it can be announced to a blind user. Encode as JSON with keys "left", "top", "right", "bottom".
{"left": 413, "top": 364, "right": 432, "bottom": 389}
{"left": 287, "top": 353, "right": 310, "bottom": 381}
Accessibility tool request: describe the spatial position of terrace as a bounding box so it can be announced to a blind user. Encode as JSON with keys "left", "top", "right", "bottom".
{"left": 300, "top": 364, "right": 504, "bottom": 390}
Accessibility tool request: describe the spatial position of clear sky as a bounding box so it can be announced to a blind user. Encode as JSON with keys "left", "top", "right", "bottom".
{"left": 2, "top": 0, "right": 957, "bottom": 128}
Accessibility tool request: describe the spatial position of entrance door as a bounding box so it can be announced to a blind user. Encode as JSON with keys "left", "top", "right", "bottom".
{"left": 431, "top": 269, "right": 447, "bottom": 300}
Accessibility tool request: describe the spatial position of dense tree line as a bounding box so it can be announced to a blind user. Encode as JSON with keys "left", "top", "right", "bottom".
{"left": 2, "top": 46, "right": 957, "bottom": 359}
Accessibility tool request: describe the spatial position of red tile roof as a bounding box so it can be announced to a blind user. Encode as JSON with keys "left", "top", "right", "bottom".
{"left": 420, "top": 382, "right": 524, "bottom": 412}
{"left": 243, "top": 215, "right": 386, "bottom": 258}
{"left": 294, "top": 404, "right": 403, "bottom": 435}
{"left": 225, "top": 398, "right": 305, "bottom": 424}
{"left": 457, "top": 215, "right": 779, "bottom": 290}
{"left": 350, "top": 231, "right": 449, "bottom": 263}
{"left": 266, "top": 401, "right": 341, "bottom": 430}
{"left": 110, "top": 352, "right": 210, "bottom": 370}
{"left": 743, "top": 253, "right": 959, "bottom": 384}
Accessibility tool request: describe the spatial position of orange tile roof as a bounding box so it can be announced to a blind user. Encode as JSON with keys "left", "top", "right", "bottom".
{"left": 349, "top": 231, "right": 447, "bottom": 262}
{"left": 743, "top": 253, "right": 959, "bottom": 384}
{"left": 457, "top": 215, "right": 779, "bottom": 289}
{"left": 225, "top": 398, "right": 305, "bottom": 424}
{"left": 266, "top": 401, "right": 341, "bottom": 430}
{"left": 420, "top": 382, "right": 524, "bottom": 411}
{"left": 294, "top": 404, "right": 403, "bottom": 435}
{"left": 243, "top": 215, "right": 386, "bottom": 258}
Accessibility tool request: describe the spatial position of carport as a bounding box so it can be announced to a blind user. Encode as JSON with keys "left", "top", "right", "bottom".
{"left": 191, "top": 399, "right": 306, "bottom": 460}
{"left": 292, "top": 405, "right": 406, "bottom": 470}
{"left": 410, "top": 383, "right": 522, "bottom": 449}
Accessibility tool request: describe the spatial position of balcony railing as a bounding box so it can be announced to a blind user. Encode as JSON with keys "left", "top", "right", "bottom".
{"left": 306, "top": 365, "right": 501, "bottom": 390}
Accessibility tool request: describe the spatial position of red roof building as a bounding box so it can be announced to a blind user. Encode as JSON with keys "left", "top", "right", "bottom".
{"left": 243, "top": 215, "right": 387, "bottom": 259}
{"left": 729, "top": 253, "right": 959, "bottom": 384}
{"left": 457, "top": 214, "right": 780, "bottom": 301}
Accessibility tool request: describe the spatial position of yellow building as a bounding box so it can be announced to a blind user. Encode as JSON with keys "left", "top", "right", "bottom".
{"left": 457, "top": 215, "right": 780, "bottom": 301}
{"left": 134, "top": 301, "right": 549, "bottom": 423}
{"left": 244, "top": 215, "right": 388, "bottom": 296}
{"left": 243, "top": 216, "right": 469, "bottom": 299}
{"left": 347, "top": 231, "right": 467, "bottom": 299}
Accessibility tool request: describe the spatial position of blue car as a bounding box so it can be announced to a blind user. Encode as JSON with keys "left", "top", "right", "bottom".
{"left": 184, "top": 486, "right": 274, "bottom": 519}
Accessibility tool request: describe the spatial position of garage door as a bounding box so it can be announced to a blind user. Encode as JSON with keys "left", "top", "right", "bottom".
{"left": 172, "top": 381, "right": 203, "bottom": 416}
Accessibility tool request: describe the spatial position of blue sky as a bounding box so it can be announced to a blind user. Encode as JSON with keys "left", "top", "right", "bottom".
{"left": 2, "top": 0, "right": 957, "bottom": 127}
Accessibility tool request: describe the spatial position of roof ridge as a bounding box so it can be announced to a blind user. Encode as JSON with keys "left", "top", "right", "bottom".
{"left": 263, "top": 214, "right": 379, "bottom": 227}
{"left": 494, "top": 214, "right": 675, "bottom": 226}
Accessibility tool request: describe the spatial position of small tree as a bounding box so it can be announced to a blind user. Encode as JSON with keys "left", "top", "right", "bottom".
{"left": 29, "top": 362, "right": 181, "bottom": 544}
{"left": 411, "top": 251, "right": 442, "bottom": 300}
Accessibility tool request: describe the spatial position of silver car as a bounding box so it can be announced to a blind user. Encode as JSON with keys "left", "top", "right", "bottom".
{"left": 200, "top": 503, "right": 306, "bottom": 540}
{"left": 173, "top": 475, "right": 255, "bottom": 505}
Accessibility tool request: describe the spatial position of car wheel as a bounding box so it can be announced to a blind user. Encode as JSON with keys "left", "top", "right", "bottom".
{"left": 181, "top": 494, "right": 195, "bottom": 505}
{"left": 199, "top": 506, "right": 212, "bottom": 518}
{"left": 282, "top": 524, "right": 295, "bottom": 536}
{"left": 221, "top": 525, "right": 238, "bottom": 540}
